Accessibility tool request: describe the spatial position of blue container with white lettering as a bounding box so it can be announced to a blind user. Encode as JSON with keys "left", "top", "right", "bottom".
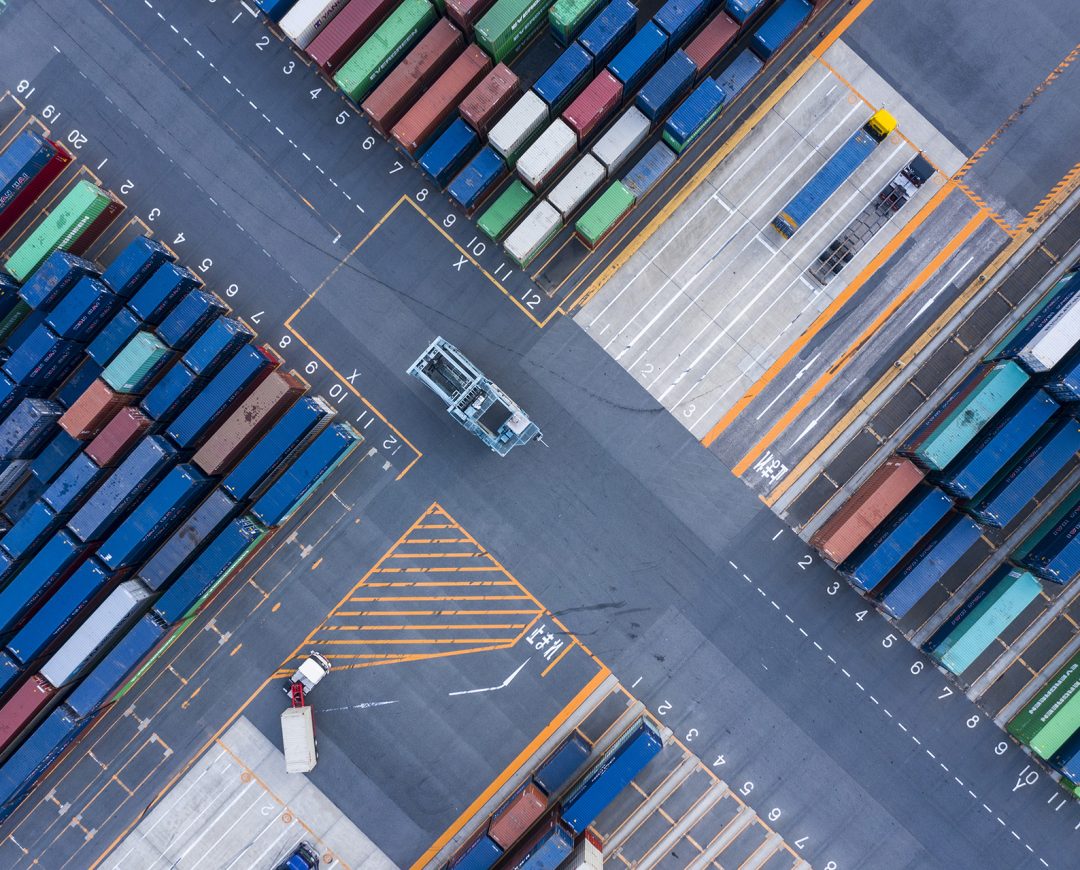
{"left": 724, "top": 0, "right": 765, "bottom": 23}
{"left": 608, "top": 23, "right": 668, "bottom": 95}
{"left": 534, "top": 44, "right": 594, "bottom": 113}
{"left": 420, "top": 120, "right": 480, "bottom": 189}
{"left": 663, "top": 78, "right": 725, "bottom": 153}
{"left": 0, "top": 499, "right": 60, "bottom": 561}
{"left": 18, "top": 252, "right": 98, "bottom": 310}
{"left": 128, "top": 263, "right": 201, "bottom": 326}
{"left": 578, "top": 0, "right": 637, "bottom": 68}
{"left": 45, "top": 277, "right": 120, "bottom": 343}
{"left": 636, "top": 51, "right": 696, "bottom": 123}
{"left": 181, "top": 317, "right": 253, "bottom": 378}
{"left": 751, "top": 0, "right": 812, "bottom": 60}
{"left": 42, "top": 453, "right": 105, "bottom": 518}
{"left": 0, "top": 530, "right": 89, "bottom": 639}
{"left": 87, "top": 308, "right": 142, "bottom": 367}
{"left": 102, "top": 236, "right": 175, "bottom": 299}
{"left": 156, "top": 290, "right": 226, "bottom": 351}
{"left": 55, "top": 359, "right": 103, "bottom": 410}
{"left": 0, "top": 706, "right": 85, "bottom": 822}
{"left": 448, "top": 148, "right": 507, "bottom": 213}
{"left": 140, "top": 362, "right": 201, "bottom": 424}
{"left": 653, "top": 0, "right": 709, "bottom": 46}
{"left": 0, "top": 398, "right": 60, "bottom": 460}
{"left": 138, "top": 488, "right": 238, "bottom": 591}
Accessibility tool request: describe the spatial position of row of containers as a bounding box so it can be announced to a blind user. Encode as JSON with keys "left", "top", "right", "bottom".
{"left": 808, "top": 267, "right": 1080, "bottom": 790}
{"left": 0, "top": 131, "right": 364, "bottom": 822}
{"left": 257, "top": 0, "right": 821, "bottom": 268}
{"left": 446, "top": 718, "right": 663, "bottom": 869}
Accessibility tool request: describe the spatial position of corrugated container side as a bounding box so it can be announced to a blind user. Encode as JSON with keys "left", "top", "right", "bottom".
{"left": 41, "top": 454, "right": 105, "bottom": 518}
{"left": 533, "top": 44, "right": 594, "bottom": 114}
{"left": 448, "top": 147, "right": 507, "bottom": 213}
{"left": 306, "top": 0, "right": 400, "bottom": 71}
{"left": 0, "top": 705, "right": 83, "bottom": 821}
{"left": 663, "top": 78, "right": 725, "bottom": 153}
{"left": 59, "top": 380, "right": 131, "bottom": 440}
{"left": 281, "top": 0, "right": 351, "bottom": 49}
{"left": 622, "top": 140, "right": 676, "bottom": 199}
{"left": 563, "top": 70, "right": 623, "bottom": 143}
{"left": 591, "top": 106, "right": 650, "bottom": 173}
{"left": 489, "top": 92, "right": 550, "bottom": 162}
{"left": 1023, "top": 499, "right": 1080, "bottom": 584}
{"left": 155, "top": 290, "right": 226, "bottom": 351}
{"left": 419, "top": 120, "right": 481, "bottom": 188}
{"left": 100, "top": 332, "right": 172, "bottom": 394}
{"left": 333, "top": 0, "right": 437, "bottom": 102}
{"left": 0, "top": 145, "right": 73, "bottom": 243}
{"left": 724, "top": 0, "right": 765, "bottom": 23}
{"left": 636, "top": 50, "right": 697, "bottom": 123}
{"left": 477, "top": 181, "right": 535, "bottom": 240}
{"left": 534, "top": 731, "right": 590, "bottom": 794}
{"left": 489, "top": 781, "right": 547, "bottom": 848}
{"left": 497, "top": 814, "right": 573, "bottom": 868}
{"left": 0, "top": 531, "right": 89, "bottom": 639}
{"left": 549, "top": 0, "right": 605, "bottom": 44}
{"left": 44, "top": 277, "right": 120, "bottom": 343}
{"left": 448, "top": 831, "right": 503, "bottom": 869}
{"left": 140, "top": 362, "right": 201, "bottom": 424}
{"left": 0, "top": 499, "right": 60, "bottom": 561}
{"left": 990, "top": 273, "right": 1080, "bottom": 361}
{"left": 29, "top": 430, "right": 80, "bottom": 485}
{"left": 607, "top": 23, "right": 668, "bottom": 95}
{"left": 64, "top": 613, "right": 164, "bottom": 720}
{"left": 459, "top": 64, "right": 520, "bottom": 134}
{"left": 474, "top": 0, "right": 553, "bottom": 61}
{"left": 751, "top": 0, "right": 812, "bottom": 59}
{"left": 86, "top": 308, "right": 141, "bottom": 368}
{"left": 653, "top": 0, "right": 710, "bottom": 46}
{"left": 516, "top": 120, "right": 578, "bottom": 191}
{"left": 446, "top": 0, "right": 497, "bottom": 31}
{"left": 1048, "top": 349, "right": 1080, "bottom": 403}
{"left": 137, "top": 488, "right": 239, "bottom": 591}
{"left": 101, "top": 236, "right": 173, "bottom": 300}
{"left": 715, "top": 48, "right": 763, "bottom": 97}
{"left": 504, "top": 201, "right": 564, "bottom": 268}
{"left": 85, "top": 407, "right": 150, "bottom": 468}
{"left": 1016, "top": 293, "right": 1080, "bottom": 373}
{"left": 548, "top": 154, "right": 606, "bottom": 218}
{"left": 0, "top": 399, "right": 61, "bottom": 461}
{"left": 6, "top": 182, "right": 111, "bottom": 282}
{"left": 903, "top": 364, "right": 993, "bottom": 455}
{"left": 1008, "top": 651, "right": 1080, "bottom": 744}
{"left": 685, "top": 12, "right": 739, "bottom": 71}
{"left": 182, "top": 317, "right": 253, "bottom": 378}
{"left": 578, "top": 0, "right": 637, "bottom": 67}
{"left": 575, "top": 181, "right": 635, "bottom": 247}
{"left": 0, "top": 676, "right": 55, "bottom": 755}
{"left": 127, "top": 264, "right": 201, "bottom": 327}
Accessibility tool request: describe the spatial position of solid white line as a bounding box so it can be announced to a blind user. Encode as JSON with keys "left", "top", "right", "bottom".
{"left": 906, "top": 255, "right": 975, "bottom": 326}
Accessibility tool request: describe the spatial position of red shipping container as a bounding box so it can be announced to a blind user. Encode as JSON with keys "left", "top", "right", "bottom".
{"left": 305, "top": 0, "right": 400, "bottom": 72}
{"left": 684, "top": 13, "right": 740, "bottom": 73}
{"left": 391, "top": 45, "right": 493, "bottom": 155}
{"left": 446, "top": 0, "right": 497, "bottom": 32}
{"left": 59, "top": 379, "right": 132, "bottom": 440}
{"left": 563, "top": 71, "right": 623, "bottom": 143}
{"left": 459, "top": 63, "right": 519, "bottom": 134}
{"left": 85, "top": 407, "right": 150, "bottom": 468}
{"left": 809, "top": 457, "right": 926, "bottom": 563}
{"left": 67, "top": 196, "right": 125, "bottom": 257}
{"left": 0, "top": 144, "right": 73, "bottom": 238}
{"left": 362, "top": 19, "right": 464, "bottom": 136}
{"left": 489, "top": 781, "right": 547, "bottom": 849}
{"left": 193, "top": 371, "right": 305, "bottom": 475}
{"left": 0, "top": 675, "right": 55, "bottom": 755}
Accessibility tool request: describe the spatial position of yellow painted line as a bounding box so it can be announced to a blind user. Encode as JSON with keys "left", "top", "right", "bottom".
{"left": 348, "top": 594, "right": 534, "bottom": 602}
{"left": 412, "top": 667, "right": 611, "bottom": 869}
{"left": 403, "top": 537, "right": 473, "bottom": 544}
{"left": 338, "top": 624, "right": 529, "bottom": 631}
{"left": 364, "top": 580, "right": 519, "bottom": 587}
{"left": 811, "top": 0, "right": 876, "bottom": 58}
{"left": 374, "top": 565, "right": 505, "bottom": 573}
{"left": 732, "top": 208, "right": 988, "bottom": 476}
{"left": 541, "top": 640, "right": 576, "bottom": 677}
{"left": 333, "top": 609, "right": 542, "bottom": 616}
{"left": 315, "top": 638, "right": 519, "bottom": 645}
{"left": 388, "top": 551, "right": 488, "bottom": 558}
{"left": 702, "top": 179, "right": 956, "bottom": 447}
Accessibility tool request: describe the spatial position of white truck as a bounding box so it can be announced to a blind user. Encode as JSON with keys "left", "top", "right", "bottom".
{"left": 281, "top": 707, "right": 317, "bottom": 774}
{"left": 284, "top": 651, "right": 331, "bottom": 695}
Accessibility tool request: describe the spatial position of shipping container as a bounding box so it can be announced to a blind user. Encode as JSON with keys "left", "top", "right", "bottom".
{"left": 0, "top": 531, "right": 89, "bottom": 639}
{"left": 257, "top": 0, "right": 299, "bottom": 21}
{"left": 550, "top": 0, "right": 604, "bottom": 44}
{"left": 1015, "top": 293, "right": 1080, "bottom": 374}
{"left": 517, "top": 120, "right": 577, "bottom": 191}
{"left": 68, "top": 435, "right": 177, "bottom": 543}
{"left": 138, "top": 488, "right": 239, "bottom": 591}
{"left": 0, "top": 705, "right": 84, "bottom": 822}
{"left": 0, "top": 132, "right": 70, "bottom": 239}
{"left": 578, "top": 0, "right": 636, "bottom": 68}
{"left": 446, "top": 0, "right": 497, "bottom": 32}
{"left": 1048, "top": 348, "right": 1080, "bottom": 403}
{"left": 281, "top": 705, "right": 317, "bottom": 773}
{"left": 460, "top": 64, "right": 520, "bottom": 134}
{"left": 4, "top": 325, "right": 81, "bottom": 389}
{"left": 935, "top": 389, "right": 1058, "bottom": 498}
{"left": 101, "top": 236, "right": 174, "bottom": 300}
{"left": 548, "top": 154, "right": 606, "bottom": 218}
{"left": 0, "top": 300, "right": 31, "bottom": 347}
{"left": 534, "top": 44, "right": 594, "bottom": 115}
{"left": 0, "top": 463, "right": 31, "bottom": 516}
{"left": 715, "top": 47, "right": 762, "bottom": 97}
{"left": 182, "top": 316, "right": 253, "bottom": 378}
{"left": 751, "top": 0, "right": 811, "bottom": 59}
{"left": 7, "top": 557, "right": 113, "bottom": 666}
{"left": 490, "top": 92, "right": 550, "bottom": 162}
{"left": 0, "top": 676, "right": 55, "bottom": 756}
{"left": 498, "top": 813, "right": 573, "bottom": 869}
{"left": 85, "top": 407, "right": 150, "bottom": 468}
{"left": 561, "top": 719, "right": 663, "bottom": 834}
{"left": 59, "top": 380, "right": 130, "bottom": 440}
{"left": 636, "top": 50, "right": 696, "bottom": 123}
{"left": 591, "top": 106, "right": 650, "bottom": 173}
{"left": 334, "top": 0, "right": 437, "bottom": 102}
{"left": 139, "top": 362, "right": 201, "bottom": 424}
{"left": 3, "top": 308, "right": 45, "bottom": 357}
{"left": 0, "top": 377, "right": 24, "bottom": 428}
{"left": 40, "top": 579, "right": 150, "bottom": 688}
{"left": 724, "top": 0, "right": 764, "bottom": 23}
{"left": 653, "top": 0, "right": 709, "bottom": 46}
{"left": 877, "top": 514, "right": 983, "bottom": 620}
{"left": 474, "top": 0, "right": 551, "bottom": 62}
{"left": 42, "top": 454, "right": 105, "bottom": 518}
{"left": 1051, "top": 731, "right": 1080, "bottom": 783}
{"left": 448, "top": 147, "right": 507, "bottom": 212}
{"left": 43, "top": 277, "right": 118, "bottom": 344}
{"left": 306, "top": 0, "right": 400, "bottom": 72}
{"left": 0, "top": 500, "right": 60, "bottom": 561}
{"left": 505, "top": 201, "right": 563, "bottom": 268}
{"left": 564, "top": 832, "right": 603, "bottom": 870}
{"left": 419, "top": 120, "right": 481, "bottom": 188}
{"left": 575, "top": 180, "right": 635, "bottom": 248}
{"left": 281, "top": 0, "right": 351, "bottom": 49}
{"left": 101, "top": 332, "right": 172, "bottom": 394}
{"left": 968, "top": 418, "right": 1080, "bottom": 528}
{"left": 663, "top": 77, "right": 725, "bottom": 152}
{"left": 1022, "top": 498, "right": 1080, "bottom": 584}
{"left": 86, "top": 308, "right": 141, "bottom": 368}
{"left": 563, "top": 70, "right": 622, "bottom": 143}
{"left": 1009, "top": 650, "right": 1080, "bottom": 746}
{"left": 534, "top": 731, "right": 590, "bottom": 794}
{"left": 362, "top": 18, "right": 464, "bottom": 136}
{"left": 990, "top": 273, "right": 1080, "bottom": 362}
{"left": 810, "top": 457, "right": 926, "bottom": 563}
{"left": 392, "top": 45, "right": 492, "bottom": 154}
{"left": 167, "top": 345, "right": 278, "bottom": 449}
{"left": 29, "top": 430, "right": 80, "bottom": 486}
{"left": 0, "top": 399, "right": 60, "bottom": 460}
{"left": 489, "top": 781, "right": 546, "bottom": 848}
{"left": 0, "top": 145, "right": 72, "bottom": 243}
{"left": 607, "top": 23, "right": 668, "bottom": 95}
{"left": 156, "top": 290, "right": 226, "bottom": 351}
{"left": 477, "top": 181, "right": 535, "bottom": 240}
{"left": 448, "top": 831, "right": 503, "bottom": 869}
{"left": 924, "top": 567, "right": 1042, "bottom": 676}
{"left": 838, "top": 484, "right": 953, "bottom": 591}
{"left": 64, "top": 612, "right": 163, "bottom": 720}
{"left": 0, "top": 651, "right": 20, "bottom": 697}
{"left": 1014, "top": 488, "right": 1080, "bottom": 567}
{"left": 128, "top": 263, "right": 201, "bottom": 327}
{"left": 685, "top": 12, "right": 739, "bottom": 72}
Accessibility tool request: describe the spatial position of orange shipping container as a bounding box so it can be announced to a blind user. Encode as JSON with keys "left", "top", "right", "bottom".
{"left": 488, "top": 781, "right": 547, "bottom": 849}
{"left": 459, "top": 63, "right": 519, "bottom": 134}
{"left": 59, "top": 379, "right": 132, "bottom": 440}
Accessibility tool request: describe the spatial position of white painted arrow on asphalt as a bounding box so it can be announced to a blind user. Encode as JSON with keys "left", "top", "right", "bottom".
{"left": 448, "top": 659, "right": 531, "bottom": 697}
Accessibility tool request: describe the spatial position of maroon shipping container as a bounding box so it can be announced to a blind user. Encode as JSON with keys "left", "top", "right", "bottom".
{"left": 66, "top": 197, "right": 125, "bottom": 257}
{"left": 305, "top": 0, "right": 400, "bottom": 72}
{"left": 59, "top": 380, "right": 132, "bottom": 440}
{"left": 809, "top": 457, "right": 927, "bottom": 563}
{"left": 684, "top": 13, "right": 740, "bottom": 73}
{"left": 446, "top": 0, "right": 497, "bottom": 32}
{"left": 0, "top": 144, "right": 73, "bottom": 238}
{"left": 85, "top": 406, "right": 151, "bottom": 468}
{"left": 563, "top": 71, "right": 623, "bottom": 142}
{"left": 459, "top": 63, "right": 519, "bottom": 134}
{"left": 391, "top": 45, "right": 493, "bottom": 155}
{"left": 362, "top": 19, "right": 464, "bottom": 136}
{"left": 488, "top": 781, "right": 547, "bottom": 849}
{"left": 0, "top": 675, "right": 55, "bottom": 755}
{"left": 193, "top": 371, "right": 305, "bottom": 476}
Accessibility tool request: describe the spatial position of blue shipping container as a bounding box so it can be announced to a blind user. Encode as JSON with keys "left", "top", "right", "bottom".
{"left": 715, "top": 48, "right": 763, "bottom": 100}
{"left": 0, "top": 650, "right": 21, "bottom": 697}
{"left": 0, "top": 499, "right": 60, "bottom": 561}
{"left": 1023, "top": 500, "right": 1080, "bottom": 584}
{"left": 1, "top": 472, "right": 43, "bottom": 524}
{"left": 156, "top": 290, "right": 226, "bottom": 351}
{"left": 6, "top": 557, "right": 112, "bottom": 665}
{"left": 257, "top": 0, "right": 298, "bottom": 21}
{"left": 420, "top": 120, "right": 481, "bottom": 188}
{"left": 1047, "top": 349, "right": 1080, "bottom": 404}
{"left": 167, "top": 345, "right": 276, "bottom": 449}
{"left": 101, "top": 236, "right": 175, "bottom": 300}
{"left": 990, "top": 273, "right": 1080, "bottom": 362}
{"left": 578, "top": 0, "right": 637, "bottom": 68}
{"left": 0, "top": 375, "right": 24, "bottom": 421}
{"left": 448, "top": 832, "right": 503, "bottom": 870}
{"left": 1051, "top": 730, "right": 1080, "bottom": 783}
{"left": 181, "top": 317, "right": 253, "bottom": 378}
{"left": 0, "top": 531, "right": 88, "bottom": 638}
{"left": 42, "top": 453, "right": 106, "bottom": 517}
{"left": 140, "top": 362, "right": 201, "bottom": 424}
{"left": 923, "top": 567, "right": 1004, "bottom": 655}
{"left": 55, "top": 359, "right": 103, "bottom": 410}
{"left": 4, "top": 325, "right": 78, "bottom": 387}
{"left": 0, "top": 398, "right": 60, "bottom": 460}
{"left": 0, "top": 132, "right": 54, "bottom": 216}
{"left": 878, "top": 515, "right": 983, "bottom": 620}
{"left": 511, "top": 820, "right": 572, "bottom": 869}
{"left": 44, "top": 278, "right": 120, "bottom": 343}
{"left": 534, "top": 44, "right": 594, "bottom": 112}
{"left": 636, "top": 50, "right": 696, "bottom": 123}
{"left": 751, "top": 0, "right": 812, "bottom": 59}
{"left": 608, "top": 23, "right": 668, "bottom": 95}
{"left": 534, "top": 731, "right": 590, "bottom": 795}
{"left": 664, "top": 78, "right": 725, "bottom": 152}
{"left": 561, "top": 719, "right": 663, "bottom": 834}
{"left": 127, "top": 263, "right": 201, "bottom": 326}
{"left": 64, "top": 613, "right": 164, "bottom": 720}
{"left": 448, "top": 148, "right": 506, "bottom": 212}
{"left": 653, "top": 0, "right": 710, "bottom": 46}
{"left": 622, "top": 141, "right": 677, "bottom": 200}
{"left": 30, "top": 430, "right": 80, "bottom": 485}
{"left": 3, "top": 309, "right": 45, "bottom": 354}
{"left": 0, "top": 706, "right": 84, "bottom": 822}
{"left": 138, "top": 488, "right": 238, "bottom": 591}
{"left": 839, "top": 485, "right": 954, "bottom": 591}
{"left": 68, "top": 435, "right": 177, "bottom": 542}
{"left": 18, "top": 252, "right": 98, "bottom": 311}
{"left": 98, "top": 464, "right": 212, "bottom": 571}
{"left": 86, "top": 308, "right": 142, "bottom": 368}
{"left": 968, "top": 418, "right": 1080, "bottom": 528}
{"left": 724, "top": 0, "right": 765, "bottom": 22}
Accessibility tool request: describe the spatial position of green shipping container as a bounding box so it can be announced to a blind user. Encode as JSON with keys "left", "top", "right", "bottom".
{"left": 1031, "top": 690, "right": 1080, "bottom": 759}
{"left": 913, "top": 361, "right": 1029, "bottom": 470}
{"left": 6, "top": 180, "right": 110, "bottom": 281}
{"left": 475, "top": 0, "right": 555, "bottom": 62}
{"left": 334, "top": 0, "right": 437, "bottom": 102}
{"left": 663, "top": 102, "right": 725, "bottom": 155}
{"left": 0, "top": 300, "right": 31, "bottom": 344}
{"left": 102, "top": 332, "right": 171, "bottom": 393}
{"left": 477, "top": 181, "right": 534, "bottom": 240}
{"left": 1013, "top": 488, "right": 1080, "bottom": 563}
{"left": 1009, "top": 651, "right": 1080, "bottom": 745}
{"left": 575, "top": 181, "right": 635, "bottom": 248}
{"left": 549, "top": 0, "right": 604, "bottom": 43}
{"left": 934, "top": 570, "right": 1042, "bottom": 676}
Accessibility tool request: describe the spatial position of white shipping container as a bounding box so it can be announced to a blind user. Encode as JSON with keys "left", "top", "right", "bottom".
{"left": 565, "top": 835, "right": 603, "bottom": 869}
{"left": 489, "top": 92, "right": 549, "bottom": 160}
{"left": 591, "top": 107, "right": 650, "bottom": 173}
{"left": 281, "top": 0, "right": 349, "bottom": 49}
{"left": 517, "top": 120, "right": 577, "bottom": 191}
{"left": 41, "top": 579, "right": 150, "bottom": 688}
{"left": 1018, "top": 293, "right": 1080, "bottom": 372}
{"left": 505, "top": 201, "right": 563, "bottom": 267}
{"left": 548, "top": 155, "right": 606, "bottom": 219}
{"left": 281, "top": 706, "right": 318, "bottom": 773}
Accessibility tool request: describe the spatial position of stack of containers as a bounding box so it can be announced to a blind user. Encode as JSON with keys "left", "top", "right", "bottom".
{"left": 156, "top": 291, "right": 226, "bottom": 351}
{"left": 489, "top": 92, "right": 549, "bottom": 166}
{"left": 420, "top": 119, "right": 481, "bottom": 188}
{"left": 990, "top": 272, "right": 1080, "bottom": 363}
{"left": 0, "top": 131, "right": 72, "bottom": 238}
{"left": 58, "top": 381, "right": 132, "bottom": 440}
{"left": 86, "top": 407, "right": 151, "bottom": 468}
{"left": 459, "top": 64, "right": 520, "bottom": 135}
{"left": 516, "top": 120, "right": 578, "bottom": 191}
{"left": 636, "top": 50, "right": 697, "bottom": 124}
{"left": 1020, "top": 498, "right": 1080, "bottom": 583}
{"left": 305, "top": 0, "right": 401, "bottom": 72}
{"left": 333, "top": 0, "right": 437, "bottom": 103}
{"left": 1007, "top": 650, "right": 1080, "bottom": 760}
{"left": 715, "top": 48, "right": 763, "bottom": 97}
{"left": 547, "top": 154, "right": 606, "bottom": 219}
{"left": 663, "top": 78, "right": 726, "bottom": 153}
{"left": 280, "top": 0, "right": 353, "bottom": 50}
{"left": 128, "top": 263, "right": 201, "bottom": 327}
{"left": 563, "top": 70, "right": 623, "bottom": 145}
{"left": 101, "top": 333, "right": 172, "bottom": 395}
{"left": 578, "top": 0, "right": 636, "bottom": 68}
{"left": 607, "top": 23, "right": 668, "bottom": 97}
